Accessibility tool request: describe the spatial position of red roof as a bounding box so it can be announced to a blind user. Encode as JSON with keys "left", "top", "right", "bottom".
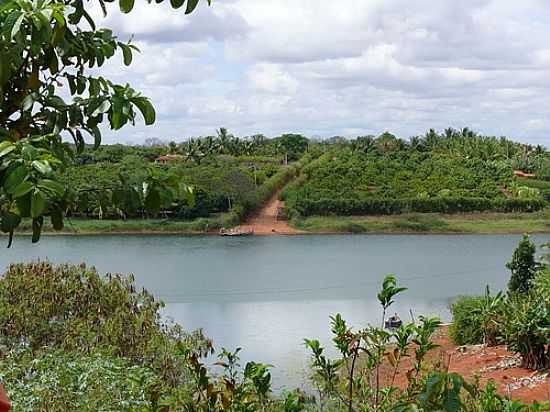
{"left": 155, "top": 154, "right": 184, "bottom": 162}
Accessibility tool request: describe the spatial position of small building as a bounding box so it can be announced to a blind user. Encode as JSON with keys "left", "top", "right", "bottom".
{"left": 155, "top": 154, "right": 184, "bottom": 164}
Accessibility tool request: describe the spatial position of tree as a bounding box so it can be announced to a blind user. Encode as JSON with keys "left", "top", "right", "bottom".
{"left": 506, "top": 234, "right": 539, "bottom": 294}
{"left": 0, "top": 0, "right": 208, "bottom": 245}
{"left": 276, "top": 133, "right": 308, "bottom": 162}
{"left": 216, "top": 127, "right": 233, "bottom": 154}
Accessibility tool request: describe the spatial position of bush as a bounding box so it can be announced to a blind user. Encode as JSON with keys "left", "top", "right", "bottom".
{"left": 0, "top": 262, "right": 208, "bottom": 385}
{"left": 506, "top": 234, "right": 538, "bottom": 294}
{"left": 291, "top": 197, "right": 546, "bottom": 217}
{"left": 500, "top": 291, "right": 550, "bottom": 370}
{"left": 0, "top": 348, "right": 161, "bottom": 412}
{"left": 449, "top": 296, "right": 485, "bottom": 345}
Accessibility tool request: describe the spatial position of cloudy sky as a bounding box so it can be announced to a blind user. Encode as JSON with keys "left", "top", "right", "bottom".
{"left": 92, "top": 0, "right": 550, "bottom": 146}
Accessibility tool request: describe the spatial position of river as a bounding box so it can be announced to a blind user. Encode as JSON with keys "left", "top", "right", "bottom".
{"left": 2, "top": 234, "right": 549, "bottom": 390}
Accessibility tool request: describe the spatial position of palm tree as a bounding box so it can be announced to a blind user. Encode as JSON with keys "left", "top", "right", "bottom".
{"left": 167, "top": 141, "right": 178, "bottom": 154}
{"left": 202, "top": 136, "right": 217, "bottom": 156}
{"left": 251, "top": 134, "right": 266, "bottom": 146}
{"left": 444, "top": 127, "right": 456, "bottom": 140}
{"left": 424, "top": 129, "right": 440, "bottom": 151}
{"left": 409, "top": 136, "right": 425, "bottom": 151}
{"left": 184, "top": 138, "right": 205, "bottom": 164}
{"left": 216, "top": 127, "right": 233, "bottom": 154}
{"left": 243, "top": 139, "right": 256, "bottom": 156}
{"left": 356, "top": 135, "right": 376, "bottom": 153}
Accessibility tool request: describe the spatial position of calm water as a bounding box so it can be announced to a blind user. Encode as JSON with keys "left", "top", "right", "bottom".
{"left": 2, "top": 234, "right": 549, "bottom": 390}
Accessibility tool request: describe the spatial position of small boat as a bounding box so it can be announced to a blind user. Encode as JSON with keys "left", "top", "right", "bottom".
{"left": 219, "top": 228, "right": 254, "bottom": 237}
{"left": 385, "top": 314, "right": 403, "bottom": 329}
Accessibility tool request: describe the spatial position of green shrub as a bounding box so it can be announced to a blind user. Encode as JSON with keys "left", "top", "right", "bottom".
{"left": 292, "top": 197, "right": 545, "bottom": 217}
{"left": 500, "top": 291, "right": 549, "bottom": 370}
{"left": 450, "top": 286, "right": 506, "bottom": 347}
{"left": 0, "top": 262, "right": 209, "bottom": 385}
{"left": 494, "top": 239, "right": 549, "bottom": 370}
{"left": 534, "top": 266, "right": 550, "bottom": 296}
{"left": 0, "top": 348, "right": 161, "bottom": 412}
{"left": 449, "top": 296, "right": 485, "bottom": 345}
{"left": 506, "top": 234, "right": 539, "bottom": 294}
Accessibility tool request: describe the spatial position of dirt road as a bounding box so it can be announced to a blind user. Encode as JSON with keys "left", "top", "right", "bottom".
{"left": 240, "top": 192, "right": 303, "bottom": 235}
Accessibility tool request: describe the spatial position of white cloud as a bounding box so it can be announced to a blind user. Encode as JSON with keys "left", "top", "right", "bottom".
{"left": 93, "top": 0, "right": 550, "bottom": 146}
{"left": 247, "top": 63, "right": 299, "bottom": 94}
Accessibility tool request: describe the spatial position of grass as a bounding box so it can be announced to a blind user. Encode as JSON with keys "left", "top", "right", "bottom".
{"left": 9, "top": 209, "right": 550, "bottom": 236}
{"left": 13, "top": 213, "right": 237, "bottom": 235}
{"left": 290, "top": 209, "right": 550, "bottom": 234}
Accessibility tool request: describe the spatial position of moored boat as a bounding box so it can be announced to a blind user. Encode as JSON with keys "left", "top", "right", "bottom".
{"left": 385, "top": 314, "right": 403, "bottom": 329}
{"left": 219, "top": 228, "right": 254, "bottom": 237}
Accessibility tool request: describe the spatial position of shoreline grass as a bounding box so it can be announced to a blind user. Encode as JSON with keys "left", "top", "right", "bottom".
{"left": 11, "top": 213, "right": 236, "bottom": 236}
{"left": 7, "top": 210, "right": 550, "bottom": 236}
{"left": 290, "top": 210, "right": 550, "bottom": 234}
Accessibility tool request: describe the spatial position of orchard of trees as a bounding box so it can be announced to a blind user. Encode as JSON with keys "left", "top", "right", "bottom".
{"left": 282, "top": 128, "right": 549, "bottom": 217}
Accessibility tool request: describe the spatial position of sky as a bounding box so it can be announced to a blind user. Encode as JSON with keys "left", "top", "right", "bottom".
{"left": 91, "top": 0, "right": 550, "bottom": 146}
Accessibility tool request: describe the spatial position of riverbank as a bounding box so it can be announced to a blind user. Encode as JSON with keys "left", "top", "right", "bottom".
{"left": 8, "top": 210, "right": 549, "bottom": 236}
{"left": 240, "top": 192, "right": 304, "bottom": 235}
{"left": 12, "top": 215, "right": 231, "bottom": 236}
{"left": 290, "top": 210, "right": 550, "bottom": 234}
{"left": 379, "top": 326, "right": 550, "bottom": 404}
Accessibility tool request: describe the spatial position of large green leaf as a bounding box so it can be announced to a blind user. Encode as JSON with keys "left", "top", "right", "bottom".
{"left": 170, "top": 0, "right": 185, "bottom": 8}
{"left": 185, "top": 0, "right": 200, "bottom": 14}
{"left": 32, "top": 160, "right": 52, "bottom": 175}
{"left": 1, "top": 212, "right": 21, "bottom": 248}
{"left": 31, "top": 216, "right": 44, "bottom": 243}
{"left": 38, "top": 179, "right": 65, "bottom": 196}
{"left": 0, "top": 141, "right": 15, "bottom": 158}
{"left": 10, "top": 12, "right": 25, "bottom": 40}
{"left": 31, "top": 190, "right": 46, "bottom": 218}
{"left": 4, "top": 165, "right": 28, "bottom": 194}
{"left": 119, "top": 43, "right": 133, "bottom": 66}
{"left": 13, "top": 181, "right": 34, "bottom": 198}
{"left": 119, "top": 0, "right": 135, "bottom": 13}
{"left": 132, "top": 97, "right": 156, "bottom": 125}
{"left": 1, "top": 212, "right": 21, "bottom": 234}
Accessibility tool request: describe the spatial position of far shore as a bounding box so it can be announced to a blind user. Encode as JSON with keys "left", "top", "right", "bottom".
{"left": 7, "top": 210, "right": 550, "bottom": 236}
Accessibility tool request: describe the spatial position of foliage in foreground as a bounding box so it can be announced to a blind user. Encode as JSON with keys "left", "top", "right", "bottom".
{"left": 0, "top": 349, "right": 161, "bottom": 411}
{"left": 0, "top": 261, "right": 210, "bottom": 386}
{"left": 0, "top": 263, "right": 548, "bottom": 411}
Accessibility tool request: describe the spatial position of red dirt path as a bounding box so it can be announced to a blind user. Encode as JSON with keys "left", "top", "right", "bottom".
{"left": 382, "top": 327, "right": 550, "bottom": 404}
{"left": 240, "top": 192, "right": 304, "bottom": 235}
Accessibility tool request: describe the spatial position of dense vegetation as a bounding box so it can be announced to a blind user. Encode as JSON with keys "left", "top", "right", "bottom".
{"left": 53, "top": 131, "right": 313, "bottom": 228}
{"left": 9, "top": 127, "right": 545, "bottom": 235}
{"left": 1, "top": 260, "right": 548, "bottom": 411}
{"left": 450, "top": 237, "right": 549, "bottom": 370}
{"left": 282, "top": 129, "right": 549, "bottom": 218}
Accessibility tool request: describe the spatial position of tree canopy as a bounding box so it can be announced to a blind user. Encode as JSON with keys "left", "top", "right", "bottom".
{"left": 0, "top": 0, "right": 209, "bottom": 245}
